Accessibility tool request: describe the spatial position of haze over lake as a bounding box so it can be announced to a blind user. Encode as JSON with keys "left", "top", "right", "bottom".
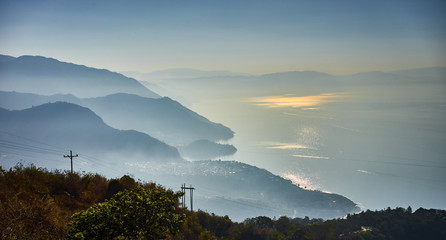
{"left": 1, "top": 0, "right": 445, "bottom": 219}
{"left": 128, "top": 67, "right": 446, "bottom": 212}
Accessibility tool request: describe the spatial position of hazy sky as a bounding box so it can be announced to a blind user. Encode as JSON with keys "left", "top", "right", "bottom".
{"left": 1, "top": 0, "right": 445, "bottom": 75}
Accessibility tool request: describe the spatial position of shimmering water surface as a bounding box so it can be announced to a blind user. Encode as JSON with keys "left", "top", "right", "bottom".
{"left": 190, "top": 85, "right": 446, "bottom": 211}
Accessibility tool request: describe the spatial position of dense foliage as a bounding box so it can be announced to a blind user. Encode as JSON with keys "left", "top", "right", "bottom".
{"left": 1, "top": 165, "right": 445, "bottom": 240}
{"left": 67, "top": 185, "right": 184, "bottom": 239}
{"left": 0, "top": 164, "right": 150, "bottom": 239}
{"left": 0, "top": 164, "right": 107, "bottom": 239}
{"left": 171, "top": 208, "right": 446, "bottom": 240}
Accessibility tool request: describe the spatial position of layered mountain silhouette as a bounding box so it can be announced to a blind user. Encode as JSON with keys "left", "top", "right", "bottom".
{"left": 133, "top": 66, "right": 446, "bottom": 101}
{"left": 0, "top": 91, "right": 234, "bottom": 146}
{"left": 123, "top": 68, "right": 249, "bottom": 80}
{"left": 0, "top": 54, "right": 235, "bottom": 146}
{"left": 0, "top": 101, "right": 358, "bottom": 220}
{"left": 83, "top": 93, "right": 234, "bottom": 145}
{"left": 0, "top": 102, "right": 182, "bottom": 165}
{"left": 0, "top": 91, "right": 82, "bottom": 109}
{"left": 0, "top": 55, "right": 160, "bottom": 98}
{"left": 0, "top": 54, "right": 362, "bottom": 220}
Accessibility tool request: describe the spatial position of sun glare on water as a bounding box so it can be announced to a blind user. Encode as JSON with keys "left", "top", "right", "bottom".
{"left": 261, "top": 141, "right": 313, "bottom": 150}
{"left": 282, "top": 173, "right": 321, "bottom": 191}
{"left": 248, "top": 93, "right": 346, "bottom": 109}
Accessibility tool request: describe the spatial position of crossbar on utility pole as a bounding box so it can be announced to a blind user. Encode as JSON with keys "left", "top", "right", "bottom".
{"left": 181, "top": 184, "right": 195, "bottom": 211}
{"left": 64, "top": 150, "right": 78, "bottom": 173}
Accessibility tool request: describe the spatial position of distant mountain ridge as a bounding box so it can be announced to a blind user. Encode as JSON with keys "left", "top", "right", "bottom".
{"left": 0, "top": 91, "right": 234, "bottom": 146}
{"left": 0, "top": 55, "right": 15, "bottom": 63}
{"left": 0, "top": 54, "right": 235, "bottom": 146}
{"left": 0, "top": 91, "right": 81, "bottom": 110}
{"left": 84, "top": 93, "right": 234, "bottom": 145}
{"left": 123, "top": 68, "right": 250, "bottom": 81}
{"left": 0, "top": 102, "right": 182, "bottom": 166}
{"left": 133, "top": 66, "right": 446, "bottom": 102}
{"left": 0, "top": 55, "right": 160, "bottom": 98}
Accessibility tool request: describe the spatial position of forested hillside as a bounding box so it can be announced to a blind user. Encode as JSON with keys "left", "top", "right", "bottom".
{"left": 1, "top": 165, "right": 444, "bottom": 240}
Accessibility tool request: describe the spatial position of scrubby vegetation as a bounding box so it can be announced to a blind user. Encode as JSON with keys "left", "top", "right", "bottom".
{"left": 67, "top": 185, "right": 184, "bottom": 239}
{"left": 0, "top": 164, "right": 155, "bottom": 239}
{"left": 1, "top": 165, "right": 445, "bottom": 240}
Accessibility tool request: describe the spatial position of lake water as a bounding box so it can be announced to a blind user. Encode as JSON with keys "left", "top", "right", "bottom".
{"left": 189, "top": 85, "right": 446, "bottom": 211}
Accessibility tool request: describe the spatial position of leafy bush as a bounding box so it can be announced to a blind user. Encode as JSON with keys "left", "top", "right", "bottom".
{"left": 67, "top": 185, "right": 185, "bottom": 240}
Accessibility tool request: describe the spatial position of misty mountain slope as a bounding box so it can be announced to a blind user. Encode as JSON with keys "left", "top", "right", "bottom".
{"left": 0, "top": 91, "right": 81, "bottom": 110}
{"left": 391, "top": 67, "right": 446, "bottom": 84}
{"left": 339, "top": 67, "right": 446, "bottom": 86}
{"left": 83, "top": 93, "right": 235, "bottom": 145}
{"left": 258, "top": 67, "right": 446, "bottom": 87}
{"left": 135, "top": 67, "right": 446, "bottom": 104}
{"left": 259, "top": 71, "right": 338, "bottom": 87}
{"left": 0, "top": 55, "right": 160, "bottom": 98}
{"left": 0, "top": 55, "right": 15, "bottom": 63}
{"left": 179, "top": 139, "right": 237, "bottom": 160}
{"left": 130, "top": 69, "right": 257, "bottom": 101}
{"left": 0, "top": 102, "right": 182, "bottom": 166}
{"left": 123, "top": 68, "right": 250, "bottom": 81}
{"left": 131, "top": 160, "right": 359, "bottom": 221}
{"left": 0, "top": 91, "right": 235, "bottom": 147}
{"left": 134, "top": 70, "right": 343, "bottom": 101}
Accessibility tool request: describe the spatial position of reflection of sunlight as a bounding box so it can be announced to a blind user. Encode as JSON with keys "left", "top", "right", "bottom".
{"left": 261, "top": 141, "right": 312, "bottom": 150}
{"left": 357, "top": 169, "right": 374, "bottom": 175}
{"left": 291, "top": 154, "right": 329, "bottom": 160}
{"left": 282, "top": 112, "right": 298, "bottom": 116}
{"left": 297, "top": 126, "right": 321, "bottom": 149}
{"left": 248, "top": 93, "right": 346, "bottom": 109}
{"left": 282, "top": 173, "right": 320, "bottom": 191}
{"left": 269, "top": 145, "right": 308, "bottom": 150}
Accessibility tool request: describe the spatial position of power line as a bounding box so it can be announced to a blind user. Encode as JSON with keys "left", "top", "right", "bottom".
{"left": 77, "top": 153, "right": 123, "bottom": 176}
{"left": 0, "top": 140, "right": 65, "bottom": 155}
{"left": 0, "top": 130, "right": 69, "bottom": 152}
{"left": 0, "top": 131, "right": 124, "bottom": 175}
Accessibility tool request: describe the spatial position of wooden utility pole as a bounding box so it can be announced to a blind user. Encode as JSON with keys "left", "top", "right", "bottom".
{"left": 64, "top": 150, "right": 78, "bottom": 173}
{"left": 181, "top": 184, "right": 195, "bottom": 211}
{"left": 181, "top": 184, "right": 185, "bottom": 208}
